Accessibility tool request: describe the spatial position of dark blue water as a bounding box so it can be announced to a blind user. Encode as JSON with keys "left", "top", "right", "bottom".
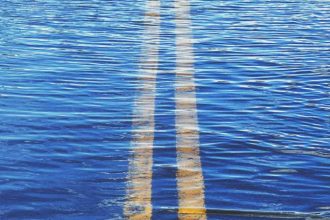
{"left": 1, "top": 0, "right": 329, "bottom": 219}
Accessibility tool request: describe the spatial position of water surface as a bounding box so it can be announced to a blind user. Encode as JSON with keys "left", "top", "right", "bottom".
{"left": 1, "top": 0, "right": 329, "bottom": 219}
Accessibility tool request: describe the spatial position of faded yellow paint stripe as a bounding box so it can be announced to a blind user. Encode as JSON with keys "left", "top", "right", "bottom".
{"left": 174, "top": 0, "right": 207, "bottom": 220}
{"left": 124, "top": 0, "right": 160, "bottom": 219}
{"left": 179, "top": 207, "right": 207, "bottom": 215}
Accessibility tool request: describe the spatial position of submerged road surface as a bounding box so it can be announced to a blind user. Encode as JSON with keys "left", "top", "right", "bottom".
{"left": 0, "top": 0, "right": 329, "bottom": 219}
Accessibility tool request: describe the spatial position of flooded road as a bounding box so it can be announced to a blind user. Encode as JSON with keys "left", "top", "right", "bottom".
{"left": 1, "top": 0, "right": 329, "bottom": 219}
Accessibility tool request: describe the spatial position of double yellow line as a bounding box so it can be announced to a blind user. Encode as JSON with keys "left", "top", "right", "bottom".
{"left": 124, "top": 0, "right": 206, "bottom": 219}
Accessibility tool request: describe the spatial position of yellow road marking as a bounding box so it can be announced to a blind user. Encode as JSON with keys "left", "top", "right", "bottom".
{"left": 179, "top": 207, "right": 207, "bottom": 215}
{"left": 174, "top": 0, "right": 207, "bottom": 219}
{"left": 124, "top": 0, "right": 160, "bottom": 219}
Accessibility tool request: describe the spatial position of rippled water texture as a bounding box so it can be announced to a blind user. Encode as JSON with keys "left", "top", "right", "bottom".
{"left": 1, "top": 0, "right": 329, "bottom": 219}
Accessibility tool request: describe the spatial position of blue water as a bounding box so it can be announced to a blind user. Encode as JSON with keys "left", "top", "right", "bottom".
{"left": 1, "top": 0, "right": 329, "bottom": 219}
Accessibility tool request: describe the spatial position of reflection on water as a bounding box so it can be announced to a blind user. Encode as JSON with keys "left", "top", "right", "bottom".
{"left": 0, "top": 0, "right": 329, "bottom": 219}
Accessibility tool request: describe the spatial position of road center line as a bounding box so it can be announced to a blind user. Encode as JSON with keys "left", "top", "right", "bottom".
{"left": 174, "top": 0, "right": 207, "bottom": 219}
{"left": 124, "top": 0, "right": 160, "bottom": 219}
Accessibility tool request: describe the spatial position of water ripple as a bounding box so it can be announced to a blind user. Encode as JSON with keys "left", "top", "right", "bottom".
{"left": 1, "top": 0, "right": 329, "bottom": 219}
